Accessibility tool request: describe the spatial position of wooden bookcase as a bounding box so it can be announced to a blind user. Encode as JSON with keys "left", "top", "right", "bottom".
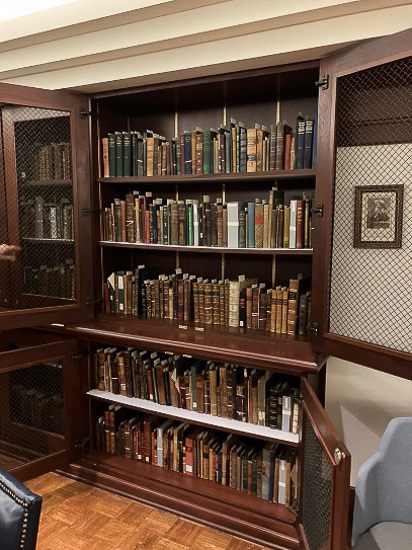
{"left": 1, "top": 27, "right": 411, "bottom": 550}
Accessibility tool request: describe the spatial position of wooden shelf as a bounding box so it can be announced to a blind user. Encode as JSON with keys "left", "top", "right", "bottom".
{"left": 98, "top": 169, "right": 316, "bottom": 185}
{"left": 62, "top": 451, "right": 299, "bottom": 549}
{"left": 99, "top": 241, "right": 313, "bottom": 256}
{"left": 22, "top": 238, "right": 74, "bottom": 245}
{"left": 88, "top": 389, "right": 299, "bottom": 446}
{"left": 45, "top": 314, "right": 318, "bottom": 374}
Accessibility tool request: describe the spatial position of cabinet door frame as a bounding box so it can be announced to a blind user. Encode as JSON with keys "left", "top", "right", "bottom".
{"left": 0, "top": 337, "right": 83, "bottom": 481}
{"left": 298, "top": 378, "right": 350, "bottom": 550}
{"left": 0, "top": 82, "right": 94, "bottom": 330}
{"left": 311, "top": 27, "right": 412, "bottom": 379}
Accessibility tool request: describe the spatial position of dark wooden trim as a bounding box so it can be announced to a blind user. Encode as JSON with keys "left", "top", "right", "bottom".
{"left": 296, "top": 524, "right": 310, "bottom": 550}
{"left": 99, "top": 241, "right": 313, "bottom": 256}
{"left": 98, "top": 169, "right": 316, "bottom": 185}
{"left": 40, "top": 315, "right": 319, "bottom": 374}
{"left": 0, "top": 339, "right": 77, "bottom": 373}
{"left": 10, "top": 450, "right": 70, "bottom": 482}
{"left": 91, "top": 60, "right": 320, "bottom": 100}
{"left": 324, "top": 333, "right": 412, "bottom": 381}
{"left": 60, "top": 452, "right": 300, "bottom": 550}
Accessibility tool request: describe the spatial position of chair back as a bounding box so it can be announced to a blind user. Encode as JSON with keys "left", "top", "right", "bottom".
{"left": 0, "top": 471, "right": 42, "bottom": 550}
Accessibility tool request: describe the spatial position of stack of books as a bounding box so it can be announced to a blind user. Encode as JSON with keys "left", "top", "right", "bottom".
{"left": 96, "top": 406, "right": 298, "bottom": 508}
{"left": 104, "top": 267, "right": 311, "bottom": 336}
{"left": 102, "top": 190, "right": 313, "bottom": 249}
{"left": 20, "top": 196, "right": 74, "bottom": 240}
{"left": 94, "top": 347, "right": 300, "bottom": 433}
{"left": 101, "top": 113, "right": 317, "bottom": 177}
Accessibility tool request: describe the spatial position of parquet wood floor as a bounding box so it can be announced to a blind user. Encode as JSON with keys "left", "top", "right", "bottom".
{"left": 26, "top": 472, "right": 271, "bottom": 550}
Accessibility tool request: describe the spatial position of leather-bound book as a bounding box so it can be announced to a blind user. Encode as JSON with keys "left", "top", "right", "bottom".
{"left": 216, "top": 200, "right": 223, "bottom": 247}
{"left": 123, "top": 351, "right": 133, "bottom": 398}
{"left": 281, "top": 287, "right": 288, "bottom": 334}
{"left": 125, "top": 194, "right": 135, "bottom": 242}
{"left": 251, "top": 285, "right": 259, "bottom": 329}
{"left": 185, "top": 427, "right": 204, "bottom": 476}
{"left": 169, "top": 201, "right": 178, "bottom": 245}
{"left": 204, "top": 281, "right": 213, "bottom": 325}
{"left": 193, "top": 280, "right": 200, "bottom": 323}
{"left": 96, "top": 349, "right": 106, "bottom": 391}
{"left": 292, "top": 391, "right": 300, "bottom": 435}
{"left": 155, "top": 362, "right": 166, "bottom": 405}
{"left": 270, "top": 288, "right": 277, "bottom": 333}
{"left": 304, "top": 198, "right": 310, "bottom": 248}
{"left": 115, "top": 132, "right": 123, "bottom": 176}
{"left": 275, "top": 122, "right": 284, "bottom": 171}
{"left": 247, "top": 201, "right": 255, "bottom": 248}
{"left": 179, "top": 133, "right": 185, "bottom": 174}
{"left": 246, "top": 286, "right": 253, "bottom": 328}
{"left": 122, "top": 131, "right": 132, "bottom": 176}
{"left": 203, "top": 130, "right": 211, "bottom": 173}
{"left": 183, "top": 131, "right": 191, "bottom": 174}
{"left": 226, "top": 367, "right": 235, "bottom": 420}
{"left": 178, "top": 200, "right": 187, "bottom": 245}
{"left": 266, "top": 288, "right": 272, "bottom": 331}
{"left": 219, "top": 280, "right": 225, "bottom": 326}
{"left": 219, "top": 365, "right": 228, "bottom": 418}
{"left": 198, "top": 280, "right": 205, "bottom": 324}
{"left": 256, "top": 127, "right": 263, "bottom": 172}
{"left": 284, "top": 129, "right": 292, "bottom": 171}
{"left": 108, "top": 133, "right": 116, "bottom": 176}
{"left": 239, "top": 206, "right": 247, "bottom": 248}
{"left": 146, "top": 136, "right": 155, "bottom": 177}
{"left": 246, "top": 128, "right": 257, "bottom": 172}
{"left": 274, "top": 286, "right": 282, "bottom": 333}
{"left": 116, "top": 352, "right": 127, "bottom": 396}
{"left": 210, "top": 203, "right": 217, "bottom": 247}
{"left": 304, "top": 116, "right": 314, "bottom": 169}
{"left": 239, "top": 122, "right": 247, "bottom": 172}
{"left": 196, "top": 373, "right": 205, "bottom": 414}
{"left": 209, "top": 366, "right": 218, "bottom": 416}
{"left": 184, "top": 276, "right": 193, "bottom": 322}
{"left": 177, "top": 278, "right": 184, "bottom": 321}
{"left": 295, "top": 113, "right": 306, "bottom": 169}
{"left": 283, "top": 205, "right": 290, "bottom": 248}
{"left": 254, "top": 200, "right": 264, "bottom": 248}
{"left": 222, "top": 205, "right": 228, "bottom": 247}
{"left": 212, "top": 281, "right": 220, "bottom": 325}
{"left": 102, "top": 137, "right": 109, "bottom": 177}
{"left": 263, "top": 202, "right": 269, "bottom": 248}
{"left": 296, "top": 199, "right": 304, "bottom": 249}
{"left": 143, "top": 416, "right": 162, "bottom": 463}
{"left": 195, "top": 129, "right": 203, "bottom": 174}
{"left": 287, "top": 279, "right": 299, "bottom": 336}
{"left": 298, "top": 291, "right": 308, "bottom": 336}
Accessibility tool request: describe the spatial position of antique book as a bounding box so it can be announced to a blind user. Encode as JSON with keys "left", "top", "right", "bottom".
{"left": 246, "top": 128, "right": 257, "bottom": 172}
{"left": 304, "top": 116, "right": 314, "bottom": 169}
{"left": 295, "top": 114, "right": 306, "bottom": 170}
{"left": 227, "top": 202, "right": 239, "bottom": 248}
{"left": 254, "top": 200, "right": 264, "bottom": 248}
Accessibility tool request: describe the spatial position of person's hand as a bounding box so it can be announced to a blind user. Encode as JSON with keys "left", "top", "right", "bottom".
{"left": 0, "top": 245, "right": 20, "bottom": 260}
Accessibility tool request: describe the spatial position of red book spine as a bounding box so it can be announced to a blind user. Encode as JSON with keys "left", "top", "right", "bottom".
{"left": 296, "top": 199, "right": 304, "bottom": 249}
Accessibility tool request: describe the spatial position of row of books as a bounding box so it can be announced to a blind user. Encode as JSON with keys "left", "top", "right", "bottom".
{"left": 96, "top": 405, "right": 298, "bottom": 508}
{"left": 24, "top": 260, "right": 75, "bottom": 299}
{"left": 102, "top": 114, "right": 316, "bottom": 178}
{"left": 32, "top": 142, "right": 71, "bottom": 182}
{"left": 11, "top": 382, "right": 64, "bottom": 435}
{"left": 20, "top": 196, "right": 74, "bottom": 241}
{"left": 104, "top": 266, "right": 311, "bottom": 336}
{"left": 102, "top": 190, "right": 313, "bottom": 249}
{"left": 95, "top": 347, "right": 300, "bottom": 432}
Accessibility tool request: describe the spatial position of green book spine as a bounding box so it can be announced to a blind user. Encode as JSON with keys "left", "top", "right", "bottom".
{"left": 108, "top": 133, "right": 116, "bottom": 177}
{"left": 176, "top": 142, "right": 181, "bottom": 175}
{"left": 203, "top": 131, "right": 211, "bottom": 173}
{"left": 123, "top": 131, "right": 131, "bottom": 177}
{"left": 115, "top": 132, "right": 123, "bottom": 176}
{"left": 188, "top": 204, "right": 193, "bottom": 246}
{"left": 131, "top": 132, "right": 137, "bottom": 176}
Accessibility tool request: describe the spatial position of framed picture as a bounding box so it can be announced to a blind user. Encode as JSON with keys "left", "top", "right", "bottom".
{"left": 354, "top": 185, "right": 404, "bottom": 249}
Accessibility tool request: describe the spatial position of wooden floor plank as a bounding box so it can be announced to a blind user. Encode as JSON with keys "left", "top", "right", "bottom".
{"left": 25, "top": 472, "right": 272, "bottom": 550}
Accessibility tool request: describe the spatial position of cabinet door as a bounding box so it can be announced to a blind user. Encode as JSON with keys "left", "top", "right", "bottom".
{"left": 0, "top": 83, "right": 93, "bottom": 330}
{"left": 312, "top": 28, "right": 412, "bottom": 378}
{"left": 0, "top": 336, "right": 83, "bottom": 482}
{"left": 299, "top": 378, "right": 350, "bottom": 550}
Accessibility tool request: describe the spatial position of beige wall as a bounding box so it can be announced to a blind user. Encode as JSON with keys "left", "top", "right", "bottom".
{"left": 326, "top": 357, "right": 412, "bottom": 486}
{"left": 1, "top": 0, "right": 412, "bottom": 486}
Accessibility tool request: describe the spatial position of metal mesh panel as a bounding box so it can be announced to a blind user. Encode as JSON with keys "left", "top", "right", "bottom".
{"left": 302, "top": 417, "right": 333, "bottom": 550}
{"left": 330, "top": 56, "right": 412, "bottom": 352}
{"left": 0, "top": 362, "right": 65, "bottom": 470}
{"left": 0, "top": 105, "right": 76, "bottom": 312}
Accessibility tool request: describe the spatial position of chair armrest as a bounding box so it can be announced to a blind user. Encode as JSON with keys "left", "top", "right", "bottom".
{"left": 352, "top": 452, "right": 381, "bottom": 546}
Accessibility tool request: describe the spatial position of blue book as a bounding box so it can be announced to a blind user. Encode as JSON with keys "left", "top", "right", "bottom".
{"left": 312, "top": 113, "right": 318, "bottom": 168}
{"left": 184, "top": 131, "right": 192, "bottom": 174}
{"left": 247, "top": 202, "right": 255, "bottom": 248}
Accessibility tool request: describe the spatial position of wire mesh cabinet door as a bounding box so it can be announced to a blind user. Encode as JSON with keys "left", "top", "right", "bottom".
{"left": 0, "top": 82, "right": 93, "bottom": 330}
{"left": 311, "top": 28, "right": 412, "bottom": 377}
{"left": 0, "top": 338, "right": 83, "bottom": 482}
{"left": 299, "top": 378, "right": 350, "bottom": 550}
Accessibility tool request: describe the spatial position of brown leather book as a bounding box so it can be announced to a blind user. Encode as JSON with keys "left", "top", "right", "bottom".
{"left": 183, "top": 277, "right": 193, "bottom": 322}
{"left": 219, "top": 280, "right": 225, "bottom": 326}
{"left": 196, "top": 373, "right": 205, "bottom": 414}
{"left": 219, "top": 365, "right": 228, "bottom": 418}
{"left": 287, "top": 279, "right": 299, "bottom": 336}
{"left": 270, "top": 288, "right": 277, "bottom": 333}
{"left": 123, "top": 350, "right": 133, "bottom": 398}
{"left": 177, "top": 278, "right": 184, "bottom": 322}
{"left": 97, "top": 349, "right": 106, "bottom": 391}
{"left": 170, "top": 201, "right": 178, "bottom": 245}
{"left": 102, "top": 137, "right": 109, "bottom": 177}
{"left": 155, "top": 362, "right": 166, "bottom": 405}
{"left": 263, "top": 202, "right": 269, "bottom": 248}
{"left": 256, "top": 128, "right": 263, "bottom": 172}
{"left": 193, "top": 281, "right": 200, "bottom": 323}
{"left": 120, "top": 200, "right": 127, "bottom": 242}
{"left": 146, "top": 137, "right": 155, "bottom": 177}
{"left": 195, "top": 130, "right": 203, "bottom": 174}
{"left": 226, "top": 366, "right": 234, "bottom": 419}
{"left": 284, "top": 131, "right": 292, "bottom": 171}
{"left": 209, "top": 366, "right": 218, "bottom": 416}
{"left": 258, "top": 290, "right": 267, "bottom": 330}
{"left": 281, "top": 287, "right": 288, "bottom": 334}
{"left": 266, "top": 288, "right": 272, "bottom": 331}
{"left": 178, "top": 200, "right": 187, "bottom": 245}
{"left": 212, "top": 281, "right": 220, "bottom": 325}
{"left": 246, "top": 286, "right": 253, "bottom": 328}
{"left": 204, "top": 281, "right": 213, "bottom": 325}
{"left": 247, "top": 128, "right": 257, "bottom": 172}
{"left": 252, "top": 285, "right": 259, "bottom": 329}
{"left": 254, "top": 200, "right": 264, "bottom": 248}
{"left": 198, "top": 281, "right": 205, "bottom": 324}
{"left": 222, "top": 205, "right": 228, "bottom": 247}
{"left": 117, "top": 352, "right": 127, "bottom": 396}
{"left": 216, "top": 200, "right": 223, "bottom": 247}
{"left": 275, "top": 286, "right": 283, "bottom": 333}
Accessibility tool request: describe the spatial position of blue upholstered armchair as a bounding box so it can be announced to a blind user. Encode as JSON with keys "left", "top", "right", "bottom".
{"left": 0, "top": 470, "right": 42, "bottom": 550}
{"left": 352, "top": 417, "right": 412, "bottom": 550}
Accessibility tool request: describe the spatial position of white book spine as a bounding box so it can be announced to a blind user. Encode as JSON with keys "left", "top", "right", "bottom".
{"left": 289, "top": 200, "right": 297, "bottom": 248}
{"left": 227, "top": 201, "right": 239, "bottom": 248}
{"left": 193, "top": 201, "right": 199, "bottom": 246}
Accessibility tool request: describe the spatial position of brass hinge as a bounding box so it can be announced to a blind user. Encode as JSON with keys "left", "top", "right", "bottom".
{"left": 82, "top": 206, "right": 101, "bottom": 216}
{"left": 312, "top": 204, "right": 324, "bottom": 218}
{"left": 315, "top": 74, "right": 329, "bottom": 90}
{"left": 85, "top": 297, "right": 104, "bottom": 307}
{"left": 308, "top": 323, "right": 319, "bottom": 337}
{"left": 79, "top": 109, "right": 92, "bottom": 119}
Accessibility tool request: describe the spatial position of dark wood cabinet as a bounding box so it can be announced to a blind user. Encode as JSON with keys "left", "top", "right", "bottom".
{"left": 0, "top": 27, "right": 411, "bottom": 550}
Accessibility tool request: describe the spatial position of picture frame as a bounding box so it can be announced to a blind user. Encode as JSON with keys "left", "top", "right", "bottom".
{"left": 354, "top": 185, "right": 404, "bottom": 249}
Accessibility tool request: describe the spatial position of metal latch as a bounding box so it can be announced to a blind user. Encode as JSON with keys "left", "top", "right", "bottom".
{"left": 315, "top": 75, "right": 329, "bottom": 90}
